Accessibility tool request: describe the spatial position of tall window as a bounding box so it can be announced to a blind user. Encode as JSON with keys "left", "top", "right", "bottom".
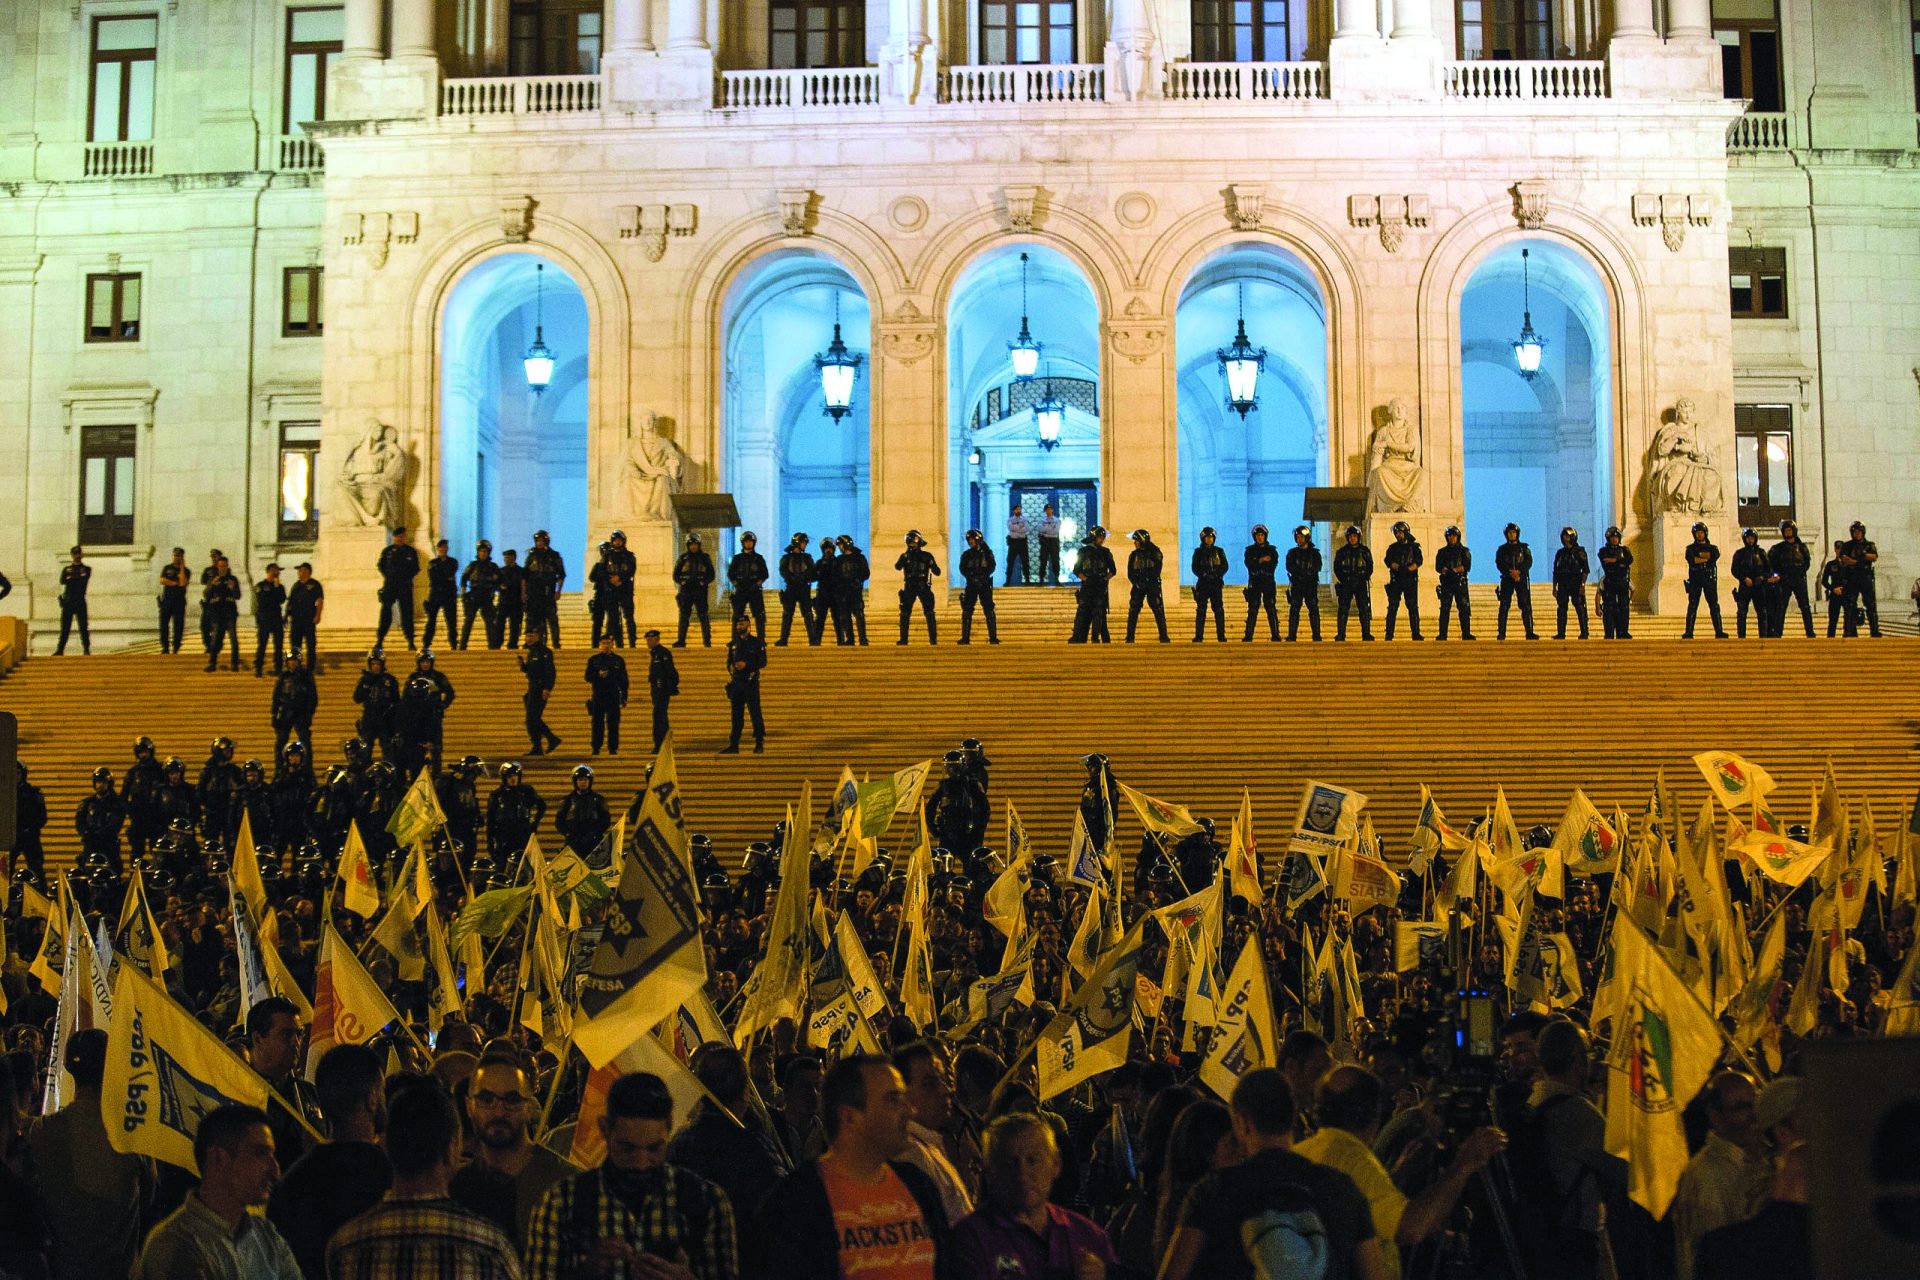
{"left": 1191, "top": 0, "right": 1306, "bottom": 61}
{"left": 1713, "top": 0, "right": 1781, "bottom": 112}
{"left": 769, "top": 0, "right": 867, "bottom": 68}
{"left": 508, "top": 0, "right": 602, "bottom": 74}
{"left": 80, "top": 425, "right": 137, "bottom": 545}
{"left": 85, "top": 272, "right": 141, "bottom": 342}
{"left": 1911, "top": 0, "right": 1919, "bottom": 111}
{"left": 286, "top": 7, "right": 345, "bottom": 130}
{"left": 90, "top": 15, "right": 157, "bottom": 141}
{"left": 980, "top": 1, "right": 1076, "bottom": 65}
{"left": 1457, "top": 0, "right": 1551, "bottom": 60}
{"left": 1734, "top": 405, "right": 1794, "bottom": 527}
{"left": 1729, "top": 247, "right": 1787, "bottom": 319}
{"left": 283, "top": 267, "right": 323, "bottom": 337}
{"left": 279, "top": 422, "right": 322, "bottom": 542}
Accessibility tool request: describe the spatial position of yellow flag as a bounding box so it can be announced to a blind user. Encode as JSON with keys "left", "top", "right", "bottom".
{"left": 231, "top": 811, "right": 276, "bottom": 944}
{"left": 572, "top": 1026, "right": 712, "bottom": 1168}
{"left": 103, "top": 963, "right": 269, "bottom": 1172}
{"left": 424, "top": 901, "right": 462, "bottom": 1032}
{"left": 1553, "top": 790, "right": 1622, "bottom": 876}
{"left": 1117, "top": 781, "right": 1205, "bottom": 839}
{"left": 306, "top": 924, "right": 402, "bottom": 1077}
{"left": 1227, "top": 789, "right": 1264, "bottom": 906}
{"left": 336, "top": 820, "right": 382, "bottom": 919}
{"left": 1199, "top": 934, "right": 1279, "bottom": 1100}
{"left": 1330, "top": 837, "right": 1402, "bottom": 915}
{"left": 1037, "top": 920, "right": 1145, "bottom": 1102}
{"left": 28, "top": 875, "right": 72, "bottom": 996}
{"left": 387, "top": 766, "right": 447, "bottom": 848}
{"left": 1692, "top": 751, "right": 1777, "bottom": 811}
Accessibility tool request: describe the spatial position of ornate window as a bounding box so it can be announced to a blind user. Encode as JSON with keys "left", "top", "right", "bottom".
{"left": 980, "top": 1, "right": 1077, "bottom": 65}
{"left": 1191, "top": 0, "right": 1306, "bottom": 62}
{"left": 1457, "top": 0, "right": 1551, "bottom": 60}
{"left": 1714, "top": 0, "right": 1782, "bottom": 112}
{"left": 769, "top": 0, "right": 867, "bottom": 69}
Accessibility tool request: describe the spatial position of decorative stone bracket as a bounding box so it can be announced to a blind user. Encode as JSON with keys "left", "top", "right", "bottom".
{"left": 778, "top": 188, "right": 818, "bottom": 236}
{"left": 1107, "top": 297, "right": 1167, "bottom": 364}
{"left": 879, "top": 299, "right": 937, "bottom": 364}
{"left": 1348, "top": 194, "right": 1431, "bottom": 252}
{"left": 1227, "top": 183, "right": 1266, "bottom": 231}
{"left": 1003, "top": 184, "right": 1041, "bottom": 233}
{"left": 617, "top": 204, "right": 698, "bottom": 262}
{"left": 341, "top": 211, "right": 419, "bottom": 270}
{"left": 500, "top": 196, "right": 536, "bottom": 243}
{"left": 1631, "top": 192, "right": 1713, "bottom": 252}
{"left": 1511, "top": 179, "right": 1549, "bottom": 230}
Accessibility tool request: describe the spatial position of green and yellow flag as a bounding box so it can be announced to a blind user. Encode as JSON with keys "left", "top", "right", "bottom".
{"left": 1198, "top": 934, "right": 1279, "bottom": 1100}
{"left": 1554, "top": 790, "right": 1621, "bottom": 876}
{"left": 1692, "top": 751, "right": 1777, "bottom": 812}
{"left": 1118, "top": 781, "right": 1205, "bottom": 839}
{"left": 387, "top": 767, "right": 447, "bottom": 849}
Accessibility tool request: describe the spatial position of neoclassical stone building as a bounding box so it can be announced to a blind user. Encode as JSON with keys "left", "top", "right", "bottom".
{"left": 3, "top": 0, "right": 1916, "bottom": 634}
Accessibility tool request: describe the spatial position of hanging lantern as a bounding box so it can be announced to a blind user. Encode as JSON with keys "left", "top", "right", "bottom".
{"left": 1008, "top": 251, "right": 1042, "bottom": 381}
{"left": 1512, "top": 246, "right": 1546, "bottom": 381}
{"left": 814, "top": 292, "right": 863, "bottom": 421}
{"left": 1217, "top": 283, "right": 1266, "bottom": 419}
{"left": 1033, "top": 375, "right": 1064, "bottom": 451}
{"left": 522, "top": 262, "right": 555, "bottom": 395}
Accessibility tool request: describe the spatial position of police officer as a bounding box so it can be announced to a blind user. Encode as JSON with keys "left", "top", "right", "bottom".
{"left": 1495, "top": 523, "right": 1539, "bottom": 641}
{"left": 155, "top": 754, "right": 198, "bottom": 861}
{"left": 253, "top": 562, "right": 287, "bottom": 675}
{"left": 203, "top": 554, "right": 244, "bottom": 672}
{"left": 810, "top": 535, "right": 841, "bottom": 644}
{"left": 896, "top": 530, "right": 941, "bottom": 644}
{"left": 55, "top": 545, "right": 92, "bottom": 656}
{"left": 1435, "top": 526, "right": 1474, "bottom": 641}
{"left": 722, "top": 612, "right": 768, "bottom": 754}
{"left": 836, "top": 535, "right": 870, "bottom": 644}
{"left": 959, "top": 529, "right": 999, "bottom": 645}
{"left": 1333, "top": 525, "right": 1374, "bottom": 642}
{"left": 519, "top": 631, "right": 561, "bottom": 755}
{"left": 460, "top": 541, "right": 500, "bottom": 650}
{"left": 1125, "top": 529, "right": 1169, "bottom": 643}
{"left": 237, "top": 758, "right": 274, "bottom": 851}
{"left": 1070, "top": 527, "right": 1116, "bottom": 644}
{"left": 729, "top": 532, "right": 770, "bottom": 639}
{"left": 398, "top": 651, "right": 456, "bottom": 775}
{"left": 605, "top": 530, "right": 638, "bottom": 645}
{"left": 1384, "top": 521, "right": 1425, "bottom": 641}
{"left": 555, "top": 765, "right": 612, "bottom": 855}
{"left": 486, "top": 762, "right": 546, "bottom": 864}
{"left": 583, "top": 635, "right": 628, "bottom": 756}
{"left": 1005, "top": 507, "right": 1031, "bottom": 585}
{"left": 1731, "top": 528, "right": 1773, "bottom": 639}
{"left": 674, "top": 533, "right": 715, "bottom": 648}
{"left": 421, "top": 538, "right": 460, "bottom": 650}
{"left": 1597, "top": 527, "right": 1634, "bottom": 640}
{"left": 1552, "top": 527, "right": 1591, "bottom": 641}
{"left": 123, "top": 736, "right": 166, "bottom": 862}
{"left": 1682, "top": 521, "right": 1728, "bottom": 639}
{"left": 1822, "top": 539, "right": 1854, "bottom": 637}
{"left": 271, "top": 652, "right": 317, "bottom": 759}
{"left": 1768, "top": 520, "right": 1814, "bottom": 638}
{"left": 375, "top": 526, "right": 420, "bottom": 650}
{"left": 13, "top": 762, "right": 48, "bottom": 882}
{"left": 1037, "top": 504, "right": 1062, "bottom": 584}
{"left": 1241, "top": 524, "right": 1281, "bottom": 642}
{"left": 198, "top": 736, "right": 244, "bottom": 850}
{"left": 1841, "top": 520, "right": 1881, "bottom": 636}
{"left": 496, "top": 548, "right": 527, "bottom": 650}
{"left": 1285, "top": 525, "right": 1322, "bottom": 643}
{"left": 435, "top": 755, "right": 485, "bottom": 868}
{"left": 352, "top": 650, "right": 400, "bottom": 759}
{"left": 198, "top": 548, "right": 224, "bottom": 653}
{"left": 588, "top": 540, "right": 618, "bottom": 647}
{"left": 287, "top": 562, "right": 325, "bottom": 668}
{"left": 158, "top": 546, "right": 191, "bottom": 653}
{"left": 645, "top": 628, "right": 678, "bottom": 750}
{"left": 776, "top": 533, "right": 816, "bottom": 647}
{"left": 76, "top": 767, "right": 127, "bottom": 873}
{"left": 1191, "top": 527, "right": 1229, "bottom": 642}
{"left": 524, "top": 529, "right": 567, "bottom": 647}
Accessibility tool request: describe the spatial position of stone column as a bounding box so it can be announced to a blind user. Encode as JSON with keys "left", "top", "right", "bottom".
{"left": 343, "top": 0, "right": 383, "bottom": 59}
{"left": 1100, "top": 314, "right": 1179, "bottom": 562}
{"left": 1609, "top": 0, "right": 1656, "bottom": 41}
{"left": 1103, "top": 0, "right": 1161, "bottom": 101}
{"left": 608, "top": 0, "right": 652, "bottom": 53}
{"left": 1334, "top": 0, "right": 1379, "bottom": 40}
{"left": 870, "top": 307, "right": 947, "bottom": 605}
{"left": 667, "top": 0, "right": 708, "bottom": 50}
{"left": 1667, "top": 0, "right": 1712, "bottom": 40}
{"left": 1390, "top": 0, "right": 1433, "bottom": 40}
{"left": 884, "top": 0, "right": 933, "bottom": 104}
{"left": 392, "top": 0, "right": 438, "bottom": 61}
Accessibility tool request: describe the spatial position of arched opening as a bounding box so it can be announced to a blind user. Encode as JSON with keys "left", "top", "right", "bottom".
{"left": 1174, "top": 242, "right": 1329, "bottom": 583}
{"left": 946, "top": 245, "right": 1100, "bottom": 583}
{"left": 721, "top": 251, "right": 871, "bottom": 563}
{"left": 1459, "top": 240, "right": 1613, "bottom": 581}
{"left": 440, "top": 252, "right": 590, "bottom": 575}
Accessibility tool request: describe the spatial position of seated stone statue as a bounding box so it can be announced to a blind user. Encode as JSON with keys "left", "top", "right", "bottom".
{"left": 1647, "top": 398, "right": 1724, "bottom": 517}
{"left": 1366, "top": 399, "right": 1425, "bottom": 514}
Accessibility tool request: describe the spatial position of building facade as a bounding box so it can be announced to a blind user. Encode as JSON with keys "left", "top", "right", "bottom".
{"left": 2, "top": 0, "right": 1915, "bottom": 636}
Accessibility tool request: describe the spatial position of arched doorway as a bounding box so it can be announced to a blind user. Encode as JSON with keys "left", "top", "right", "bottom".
{"left": 946, "top": 246, "right": 1100, "bottom": 583}
{"left": 721, "top": 251, "right": 871, "bottom": 563}
{"left": 1459, "top": 240, "right": 1613, "bottom": 579}
{"left": 440, "top": 252, "right": 590, "bottom": 574}
{"left": 1175, "top": 243, "right": 1329, "bottom": 582}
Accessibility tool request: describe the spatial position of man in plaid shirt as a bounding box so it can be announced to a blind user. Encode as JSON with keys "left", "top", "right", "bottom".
{"left": 525, "top": 1072, "right": 738, "bottom": 1280}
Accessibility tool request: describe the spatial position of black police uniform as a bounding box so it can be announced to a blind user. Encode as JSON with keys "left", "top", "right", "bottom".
{"left": 397, "top": 665, "right": 456, "bottom": 776}
{"left": 1285, "top": 539, "right": 1322, "bottom": 642}
{"left": 287, "top": 574, "right": 324, "bottom": 667}
{"left": 1495, "top": 537, "right": 1538, "bottom": 640}
{"left": 1436, "top": 538, "right": 1474, "bottom": 640}
{"left": 729, "top": 545, "right": 770, "bottom": 638}
{"left": 1731, "top": 537, "right": 1773, "bottom": 639}
{"left": 649, "top": 644, "right": 679, "bottom": 750}
{"left": 487, "top": 777, "right": 547, "bottom": 862}
{"left": 1384, "top": 533, "right": 1424, "bottom": 641}
{"left": 524, "top": 542, "right": 567, "bottom": 647}
{"left": 271, "top": 665, "right": 318, "bottom": 758}
{"left": 1125, "top": 537, "right": 1169, "bottom": 643}
{"left": 810, "top": 545, "right": 841, "bottom": 644}
{"left": 1682, "top": 533, "right": 1727, "bottom": 639}
{"left": 434, "top": 764, "right": 482, "bottom": 867}
{"left": 585, "top": 648, "right": 629, "bottom": 754}
{"left": 496, "top": 557, "right": 527, "bottom": 649}
{"left": 725, "top": 630, "right": 769, "bottom": 751}
{"left": 1242, "top": 537, "right": 1281, "bottom": 642}
{"left": 835, "top": 542, "right": 871, "bottom": 644}
{"left": 13, "top": 766, "right": 49, "bottom": 880}
{"left": 204, "top": 568, "right": 244, "bottom": 669}
{"left": 1842, "top": 532, "right": 1881, "bottom": 636}
{"left": 1333, "top": 537, "right": 1374, "bottom": 641}
{"left": 1552, "top": 537, "right": 1591, "bottom": 640}
{"left": 198, "top": 750, "right": 244, "bottom": 849}
{"left": 75, "top": 783, "right": 127, "bottom": 873}
{"left": 674, "top": 545, "right": 716, "bottom": 646}
{"left": 1821, "top": 545, "right": 1853, "bottom": 637}
{"left": 959, "top": 541, "right": 999, "bottom": 644}
{"left": 519, "top": 643, "right": 560, "bottom": 753}
{"left": 123, "top": 750, "right": 166, "bottom": 861}
{"left": 353, "top": 663, "right": 401, "bottom": 758}
{"left": 555, "top": 784, "right": 613, "bottom": 855}
{"left": 460, "top": 554, "right": 500, "bottom": 650}
{"left": 421, "top": 552, "right": 459, "bottom": 650}
{"left": 159, "top": 558, "right": 190, "bottom": 652}
{"left": 1070, "top": 540, "right": 1116, "bottom": 644}
{"left": 589, "top": 552, "right": 622, "bottom": 648}
{"left": 55, "top": 559, "right": 92, "bottom": 656}
{"left": 776, "top": 542, "right": 817, "bottom": 646}
{"left": 1191, "top": 539, "right": 1229, "bottom": 642}
{"left": 896, "top": 543, "right": 941, "bottom": 644}
{"left": 253, "top": 576, "right": 288, "bottom": 674}
{"left": 375, "top": 539, "right": 420, "bottom": 649}
{"left": 604, "top": 541, "right": 638, "bottom": 644}
{"left": 1767, "top": 533, "right": 1814, "bottom": 638}
{"left": 198, "top": 559, "right": 221, "bottom": 651}
{"left": 1597, "top": 539, "right": 1634, "bottom": 640}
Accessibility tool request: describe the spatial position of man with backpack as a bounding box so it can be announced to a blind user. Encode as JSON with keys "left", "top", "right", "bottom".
{"left": 1500, "top": 1021, "right": 1628, "bottom": 1280}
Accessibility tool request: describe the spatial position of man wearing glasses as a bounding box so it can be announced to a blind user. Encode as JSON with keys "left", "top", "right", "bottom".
{"left": 449, "top": 1053, "right": 575, "bottom": 1250}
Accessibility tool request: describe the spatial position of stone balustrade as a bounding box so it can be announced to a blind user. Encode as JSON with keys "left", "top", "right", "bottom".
{"left": 441, "top": 74, "right": 601, "bottom": 116}
{"left": 719, "top": 67, "right": 883, "bottom": 110}
{"left": 1727, "top": 110, "right": 1793, "bottom": 150}
{"left": 1163, "top": 61, "right": 1328, "bottom": 101}
{"left": 82, "top": 140, "right": 154, "bottom": 177}
{"left": 278, "top": 134, "right": 324, "bottom": 171}
{"left": 1443, "top": 59, "right": 1608, "bottom": 100}
{"left": 940, "top": 63, "right": 1106, "bottom": 104}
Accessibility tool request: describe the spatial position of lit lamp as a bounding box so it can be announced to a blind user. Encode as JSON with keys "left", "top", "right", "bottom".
{"left": 1512, "top": 246, "right": 1545, "bottom": 381}
{"left": 1008, "top": 251, "right": 1042, "bottom": 381}
{"left": 1217, "top": 283, "right": 1266, "bottom": 418}
{"left": 814, "top": 292, "right": 863, "bottom": 421}
{"left": 1034, "top": 374, "right": 1064, "bottom": 452}
{"left": 522, "top": 262, "right": 555, "bottom": 395}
